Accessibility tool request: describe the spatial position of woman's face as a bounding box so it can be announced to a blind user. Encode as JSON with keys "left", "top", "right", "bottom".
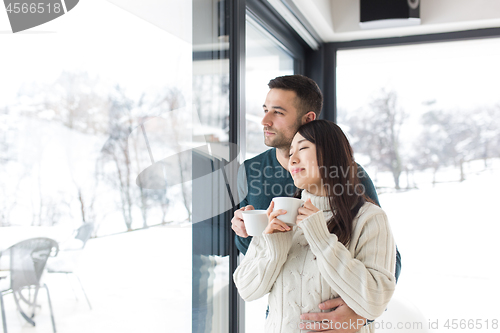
{"left": 288, "top": 133, "right": 325, "bottom": 196}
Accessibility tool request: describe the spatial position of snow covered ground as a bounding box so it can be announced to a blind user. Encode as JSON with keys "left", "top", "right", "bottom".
{"left": 379, "top": 162, "right": 500, "bottom": 329}
{"left": 1, "top": 226, "right": 192, "bottom": 333}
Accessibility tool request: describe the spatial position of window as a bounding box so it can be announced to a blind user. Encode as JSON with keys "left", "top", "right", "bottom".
{"left": 0, "top": 1, "right": 231, "bottom": 332}
{"left": 245, "top": 17, "right": 294, "bottom": 159}
{"left": 336, "top": 38, "right": 500, "bottom": 323}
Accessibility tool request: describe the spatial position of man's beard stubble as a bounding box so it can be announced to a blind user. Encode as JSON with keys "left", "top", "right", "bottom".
{"left": 263, "top": 120, "right": 301, "bottom": 150}
{"left": 263, "top": 128, "right": 290, "bottom": 150}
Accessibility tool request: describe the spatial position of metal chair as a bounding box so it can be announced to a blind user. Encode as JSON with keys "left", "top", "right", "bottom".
{"left": 45, "top": 223, "right": 94, "bottom": 309}
{"left": 73, "top": 222, "right": 94, "bottom": 245}
{"left": 0, "top": 237, "right": 59, "bottom": 333}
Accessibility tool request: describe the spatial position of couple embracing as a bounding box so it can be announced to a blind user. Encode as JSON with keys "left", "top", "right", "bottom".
{"left": 231, "top": 75, "right": 401, "bottom": 333}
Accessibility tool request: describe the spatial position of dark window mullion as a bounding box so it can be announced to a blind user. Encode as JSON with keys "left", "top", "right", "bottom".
{"left": 228, "top": 1, "right": 246, "bottom": 333}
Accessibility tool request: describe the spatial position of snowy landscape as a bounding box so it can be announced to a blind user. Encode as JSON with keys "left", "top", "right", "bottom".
{"left": 1, "top": 2, "right": 499, "bottom": 331}
{"left": 2, "top": 68, "right": 499, "bottom": 332}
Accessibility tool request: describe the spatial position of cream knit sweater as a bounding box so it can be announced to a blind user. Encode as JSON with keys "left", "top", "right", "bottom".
{"left": 233, "top": 191, "right": 396, "bottom": 333}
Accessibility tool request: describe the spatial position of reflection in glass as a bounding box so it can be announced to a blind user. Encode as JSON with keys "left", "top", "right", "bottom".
{"left": 190, "top": 0, "right": 233, "bottom": 332}
{"left": 0, "top": 1, "right": 200, "bottom": 332}
{"left": 245, "top": 17, "right": 294, "bottom": 158}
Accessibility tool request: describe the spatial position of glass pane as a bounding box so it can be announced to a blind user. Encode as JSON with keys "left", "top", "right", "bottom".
{"left": 245, "top": 17, "right": 294, "bottom": 158}
{"left": 0, "top": 1, "right": 231, "bottom": 332}
{"left": 191, "top": 0, "right": 232, "bottom": 332}
{"left": 337, "top": 38, "right": 500, "bottom": 325}
{"left": 243, "top": 17, "right": 295, "bottom": 333}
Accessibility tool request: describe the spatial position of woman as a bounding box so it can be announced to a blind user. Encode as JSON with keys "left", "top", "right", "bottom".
{"left": 233, "top": 120, "right": 396, "bottom": 333}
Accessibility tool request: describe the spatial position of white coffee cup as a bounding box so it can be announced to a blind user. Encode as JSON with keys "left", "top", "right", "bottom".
{"left": 272, "top": 197, "right": 304, "bottom": 227}
{"left": 241, "top": 210, "right": 268, "bottom": 236}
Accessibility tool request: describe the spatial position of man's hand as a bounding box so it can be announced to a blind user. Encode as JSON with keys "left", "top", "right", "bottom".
{"left": 231, "top": 205, "right": 254, "bottom": 237}
{"left": 299, "top": 297, "right": 366, "bottom": 333}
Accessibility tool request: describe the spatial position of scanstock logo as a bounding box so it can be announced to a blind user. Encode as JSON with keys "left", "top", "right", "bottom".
{"left": 3, "top": 0, "right": 79, "bottom": 33}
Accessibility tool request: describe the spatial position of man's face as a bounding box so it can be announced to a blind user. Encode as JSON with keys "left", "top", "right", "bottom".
{"left": 261, "top": 88, "right": 302, "bottom": 150}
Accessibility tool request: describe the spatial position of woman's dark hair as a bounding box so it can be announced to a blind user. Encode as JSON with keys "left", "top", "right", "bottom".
{"left": 294, "top": 120, "right": 368, "bottom": 246}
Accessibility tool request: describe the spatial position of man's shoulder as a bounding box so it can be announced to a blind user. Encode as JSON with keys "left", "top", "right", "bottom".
{"left": 356, "top": 163, "right": 365, "bottom": 174}
{"left": 242, "top": 148, "right": 275, "bottom": 169}
{"left": 244, "top": 148, "right": 274, "bottom": 163}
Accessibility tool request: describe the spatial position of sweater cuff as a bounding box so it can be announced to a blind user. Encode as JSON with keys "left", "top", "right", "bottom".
{"left": 300, "top": 211, "right": 335, "bottom": 248}
{"left": 261, "top": 231, "right": 293, "bottom": 259}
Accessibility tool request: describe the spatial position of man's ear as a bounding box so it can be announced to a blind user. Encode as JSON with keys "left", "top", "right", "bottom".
{"left": 302, "top": 111, "right": 316, "bottom": 124}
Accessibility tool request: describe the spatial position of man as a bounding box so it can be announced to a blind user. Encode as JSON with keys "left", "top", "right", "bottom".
{"left": 232, "top": 75, "right": 401, "bottom": 332}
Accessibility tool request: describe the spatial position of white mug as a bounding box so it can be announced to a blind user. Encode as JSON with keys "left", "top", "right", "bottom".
{"left": 272, "top": 197, "right": 304, "bottom": 227}
{"left": 241, "top": 210, "right": 268, "bottom": 236}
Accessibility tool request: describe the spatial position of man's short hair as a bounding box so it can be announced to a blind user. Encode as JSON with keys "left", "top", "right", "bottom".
{"left": 268, "top": 75, "right": 323, "bottom": 118}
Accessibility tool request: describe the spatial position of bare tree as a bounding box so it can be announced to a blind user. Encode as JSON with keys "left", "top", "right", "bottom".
{"left": 8, "top": 72, "right": 109, "bottom": 227}
{"left": 0, "top": 106, "right": 18, "bottom": 225}
{"left": 151, "top": 88, "right": 191, "bottom": 221}
{"left": 6, "top": 71, "right": 193, "bottom": 231}
{"left": 99, "top": 85, "right": 137, "bottom": 231}
{"left": 413, "top": 105, "right": 498, "bottom": 182}
{"left": 44, "top": 71, "right": 110, "bottom": 134}
{"left": 471, "top": 104, "right": 500, "bottom": 166}
{"left": 99, "top": 86, "right": 188, "bottom": 230}
{"left": 346, "top": 89, "right": 407, "bottom": 189}
{"left": 412, "top": 107, "right": 450, "bottom": 184}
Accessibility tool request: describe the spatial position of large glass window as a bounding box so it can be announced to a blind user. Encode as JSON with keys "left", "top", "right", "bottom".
{"left": 336, "top": 38, "right": 500, "bottom": 324}
{"left": 245, "top": 17, "right": 294, "bottom": 159}
{"left": 243, "top": 16, "right": 295, "bottom": 333}
{"left": 0, "top": 0, "right": 231, "bottom": 332}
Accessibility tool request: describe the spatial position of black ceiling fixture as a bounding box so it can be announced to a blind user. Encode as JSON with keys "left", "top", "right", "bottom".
{"left": 360, "top": 0, "right": 421, "bottom": 29}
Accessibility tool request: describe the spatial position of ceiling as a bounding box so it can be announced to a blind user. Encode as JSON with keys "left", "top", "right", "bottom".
{"left": 281, "top": 0, "right": 500, "bottom": 43}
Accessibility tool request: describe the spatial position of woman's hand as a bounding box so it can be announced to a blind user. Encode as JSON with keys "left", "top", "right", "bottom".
{"left": 296, "top": 198, "right": 320, "bottom": 225}
{"left": 264, "top": 201, "right": 291, "bottom": 234}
